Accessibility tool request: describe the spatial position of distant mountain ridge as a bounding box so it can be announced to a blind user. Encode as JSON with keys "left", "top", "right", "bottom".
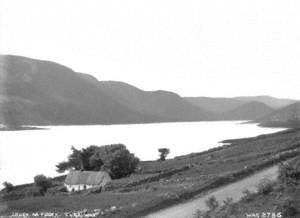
{"left": 259, "top": 102, "right": 300, "bottom": 127}
{"left": 186, "top": 95, "right": 299, "bottom": 124}
{"left": 234, "top": 96, "right": 297, "bottom": 109}
{"left": 221, "top": 101, "right": 274, "bottom": 120}
{"left": 0, "top": 55, "right": 299, "bottom": 128}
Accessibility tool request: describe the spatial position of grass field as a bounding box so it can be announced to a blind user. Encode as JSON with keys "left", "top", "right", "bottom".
{"left": 1, "top": 128, "right": 300, "bottom": 217}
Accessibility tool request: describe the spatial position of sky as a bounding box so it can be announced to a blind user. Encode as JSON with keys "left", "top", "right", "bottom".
{"left": 1, "top": 0, "right": 300, "bottom": 99}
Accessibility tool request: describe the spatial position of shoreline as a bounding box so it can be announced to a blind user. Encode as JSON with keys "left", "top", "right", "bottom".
{"left": 0, "top": 126, "right": 46, "bottom": 131}
{"left": 1, "top": 128, "right": 299, "bottom": 217}
{"left": 0, "top": 119, "right": 293, "bottom": 132}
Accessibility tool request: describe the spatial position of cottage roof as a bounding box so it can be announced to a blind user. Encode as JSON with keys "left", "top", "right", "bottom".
{"left": 65, "top": 171, "right": 111, "bottom": 186}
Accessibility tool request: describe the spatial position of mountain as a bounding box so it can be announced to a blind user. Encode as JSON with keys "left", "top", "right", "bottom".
{"left": 0, "top": 55, "right": 216, "bottom": 127}
{"left": 234, "top": 96, "right": 297, "bottom": 109}
{"left": 185, "top": 97, "right": 245, "bottom": 113}
{"left": 0, "top": 55, "right": 162, "bottom": 126}
{"left": 259, "top": 102, "right": 300, "bottom": 127}
{"left": 185, "top": 97, "right": 275, "bottom": 120}
{"left": 220, "top": 101, "right": 274, "bottom": 120}
{"left": 99, "top": 81, "right": 216, "bottom": 121}
{"left": 185, "top": 96, "right": 299, "bottom": 121}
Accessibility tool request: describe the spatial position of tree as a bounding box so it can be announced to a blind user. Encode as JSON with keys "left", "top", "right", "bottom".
{"left": 34, "top": 175, "right": 52, "bottom": 194}
{"left": 56, "top": 144, "right": 140, "bottom": 179}
{"left": 158, "top": 148, "right": 170, "bottom": 161}
{"left": 56, "top": 146, "right": 101, "bottom": 172}
{"left": 101, "top": 147, "right": 139, "bottom": 179}
{"left": 2, "top": 182, "right": 14, "bottom": 192}
{"left": 56, "top": 146, "right": 81, "bottom": 173}
{"left": 88, "top": 152, "right": 104, "bottom": 171}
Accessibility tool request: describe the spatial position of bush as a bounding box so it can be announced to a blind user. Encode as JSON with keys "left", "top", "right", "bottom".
{"left": 88, "top": 186, "right": 103, "bottom": 194}
{"left": 205, "top": 196, "right": 219, "bottom": 211}
{"left": 257, "top": 179, "right": 274, "bottom": 195}
{"left": 46, "top": 186, "right": 67, "bottom": 195}
{"left": 278, "top": 162, "right": 300, "bottom": 188}
{"left": 2, "top": 181, "right": 14, "bottom": 192}
{"left": 34, "top": 175, "right": 53, "bottom": 194}
{"left": 193, "top": 210, "right": 212, "bottom": 218}
{"left": 241, "top": 189, "right": 255, "bottom": 201}
{"left": 223, "top": 197, "right": 233, "bottom": 206}
{"left": 2, "top": 186, "right": 42, "bottom": 201}
{"left": 279, "top": 197, "right": 298, "bottom": 216}
{"left": 25, "top": 186, "right": 43, "bottom": 197}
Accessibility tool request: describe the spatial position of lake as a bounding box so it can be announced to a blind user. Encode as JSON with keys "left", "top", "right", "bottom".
{"left": 0, "top": 121, "right": 285, "bottom": 186}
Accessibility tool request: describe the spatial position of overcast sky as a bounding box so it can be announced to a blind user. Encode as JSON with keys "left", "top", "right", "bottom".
{"left": 1, "top": 0, "right": 300, "bottom": 99}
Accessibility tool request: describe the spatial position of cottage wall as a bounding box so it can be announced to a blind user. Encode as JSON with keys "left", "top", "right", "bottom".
{"left": 64, "top": 170, "right": 111, "bottom": 192}
{"left": 65, "top": 184, "right": 96, "bottom": 192}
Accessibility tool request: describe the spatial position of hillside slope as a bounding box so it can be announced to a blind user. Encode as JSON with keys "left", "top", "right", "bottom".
{"left": 100, "top": 81, "right": 216, "bottom": 121}
{"left": 259, "top": 102, "right": 300, "bottom": 127}
{"left": 0, "top": 55, "right": 161, "bottom": 126}
{"left": 185, "top": 97, "right": 275, "bottom": 121}
{"left": 185, "top": 97, "right": 244, "bottom": 114}
{"left": 221, "top": 101, "right": 274, "bottom": 121}
{"left": 0, "top": 55, "right": 216, "bottom": 126}
{"left": 235, "top": 96, "right": 297, "bottom": 109}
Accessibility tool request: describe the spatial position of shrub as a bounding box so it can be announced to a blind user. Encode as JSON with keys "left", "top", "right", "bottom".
{"left": 257, "top": 179, "right": 274, "bottom": 195}
{"left": 194, "top": 210, "right": 212, "bottom": 218}
{"left": 46, "top": 186, "right": 67, "bottom": 195}
{"left": 278, "top": 162, "right": 300, "bottom": 188}
{"left": 205, "top": 196, "right": 219, "bottom": 211}
{"left": 225, "top": 204, "right": 240, "bottom": 216}
{"left": 279, "top": 197, "right": 298, "bottom": 216}
{"left": 2, "top": 186, "right": 43, "bottom": 201}
{"left": 34, "top": 174, "right": 53, "bottom": 194}
{"left": 2, "top": 181, "right": 14, "bottom": 192}
{"left": 25, "top": 186, "right": 43, "bottom": 197}
{"left": 223, "top": 197, "right": 233, "bottom": 206}
{"left": 241, "top": 189, "right": 255, "bottom": 202}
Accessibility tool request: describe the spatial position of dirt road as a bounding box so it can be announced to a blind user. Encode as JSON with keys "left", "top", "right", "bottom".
{"left": 144, "top": 165, "right": 279, "bottom": 218}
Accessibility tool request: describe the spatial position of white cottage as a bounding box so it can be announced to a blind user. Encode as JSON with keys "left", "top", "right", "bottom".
{"left": 64, "top": 170, "right": 111, "bottom": 192}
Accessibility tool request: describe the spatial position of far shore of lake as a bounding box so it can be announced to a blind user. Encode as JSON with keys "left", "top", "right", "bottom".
{"left": 0, "top": 126, "right": 46, "bottom": 131}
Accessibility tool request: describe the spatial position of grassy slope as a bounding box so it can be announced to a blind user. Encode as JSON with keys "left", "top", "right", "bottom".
{"left": 202, "top": 156, "right": 300, "bottom": 218}
{"left": 1, "top": 129, "right": 300, "bottom": 217}
{"left": 217, "top": 188, "right": 300, "bottom": 218}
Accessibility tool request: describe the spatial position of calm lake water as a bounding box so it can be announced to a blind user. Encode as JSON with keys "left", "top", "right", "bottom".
{"left": 0, "top": 121, "right": 285, "bottom": 186}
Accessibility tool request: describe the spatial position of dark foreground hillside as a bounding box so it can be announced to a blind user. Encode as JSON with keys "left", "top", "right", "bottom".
{"left": 1, "top": 129, "right": 300, "bottom": 217}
